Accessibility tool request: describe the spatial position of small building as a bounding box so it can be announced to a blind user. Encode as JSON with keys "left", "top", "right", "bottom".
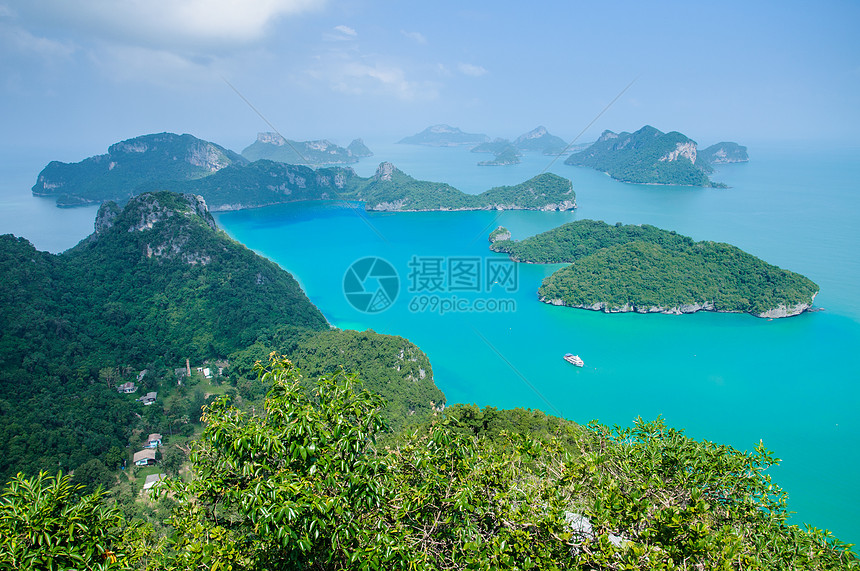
{"left": 138, "top": 391, "right": 157, "bottom": 405}
{"left": 116, "top": 381, "right": 137, "bottom": 394}
{"left": 143, "top": 473, "right": 166, "bottom": 491}
{"left": 174, "top": 367, "right": 187, "bottom": 378}
{"left": 133, "top": 449, "right": 157, "bottom": 466}
{"left": 203, "top": 367, "right": 212, "bottom": 378}
{"left": 137, "top": 369, "right": 148, "bottom": 382}
{"left": 145, "top": 433, "right": 162, "bottom": 448}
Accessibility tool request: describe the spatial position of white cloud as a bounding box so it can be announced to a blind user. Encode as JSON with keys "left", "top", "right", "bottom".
{"left": 458, "top": 62, "right": 487, "bottom": 77}
{"left": 16, "top": 0, "right": 324, "bottom": 50}
{"left": 401, "top": 30, "right": 426, "bottom": 44}
{"left": 323, "top": 24, "right": 358, "bottom": 41}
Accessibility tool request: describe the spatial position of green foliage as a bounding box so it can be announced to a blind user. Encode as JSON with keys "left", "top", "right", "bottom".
{"left": 565, "top": 125, "right": 719, "bottom": 187}
{"left": 161, "top": 356, "right": 393, "bottom": 569}
{"left": 73, "top": 459, "right": 116, "bottom": 494}
{"left": 355, "top": 167, "right": 574, "bottom": 211}
{"left": 491, "top": 219, "right": 818, "bottom": 316}
{"left": 2, "top": 359, "right": 855, "bottom": 569}
{"left": 0, "top": 192, "right": 328, "bottom": 482}
{"left": 228, "top": 327, "right": 444, "bottom": 432}
{"left": 0, "top": 471, "right": 127, "bottom": 570}
{"left": 562, "top": 419, "right": 858, "bottom": 569}
{"left": 152, "top": 357, "right": 857, "bottom": 569}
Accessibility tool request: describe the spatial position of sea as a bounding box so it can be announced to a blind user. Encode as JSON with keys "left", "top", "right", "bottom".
{"left": 1, "top": 141, "right": 858, "bottom": 548}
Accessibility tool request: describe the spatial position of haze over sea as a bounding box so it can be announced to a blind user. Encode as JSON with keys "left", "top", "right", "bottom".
{"left": 1, "top": 141, "right": 858, "bottom": 547}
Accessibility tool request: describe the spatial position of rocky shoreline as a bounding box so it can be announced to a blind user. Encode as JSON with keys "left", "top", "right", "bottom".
{"left": 539, "top": 296, "right": 815, "bottom": 319}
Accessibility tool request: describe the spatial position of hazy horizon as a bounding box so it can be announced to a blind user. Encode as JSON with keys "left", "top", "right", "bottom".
{"left": 2, "top": 1, "right": 859, "bottom": 162}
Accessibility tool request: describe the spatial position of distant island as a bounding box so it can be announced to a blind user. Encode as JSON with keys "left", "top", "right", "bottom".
{"left": 564, "top": 126, "right": 744, "bottom": 187}
{"left": 31, "top": 133, "right": 576, "bottom": 212}
{"left": 241, "top": 132, "right": 373, "bottom": 165}
{"left": 699, "top": 142, "right": 749, "bottom": 164}
{"left": 398, "top": 124, "right": 490, "bottom": 146}
{"left": 490, "top": 220, "right": 818, "bottom": 318}
{"left": 477, "top": 145, "right": 521, "bottom": 166}
{"left": 513, "top": 126, "right": 568, "bottom": 155}
{"left": 472, "top": 126, "right": 570, "bottom": 166}
{"left": 32, "top": 132, "right": 248, "bottom": 207}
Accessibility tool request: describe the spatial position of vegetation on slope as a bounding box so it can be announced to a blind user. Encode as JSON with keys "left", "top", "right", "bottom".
{"left": 33, "top": 133, "right": 576, "bottom": 212}
{"left": 2, "top": 356, "right": 856, "bottom": 569}
{"left": 32, "top": 133, "right": 246, "bottom": 205}
{"left": 491, "top": 220, "right": 818, "bottom": 316}
{"left": 353, "top": 163, "right": 575, "bottom": 211}
{"left": 564, "top": 125, "right": 720, "bottom": 187}
{"left": 0, "top": 192, "right": 442, "bottom": 482}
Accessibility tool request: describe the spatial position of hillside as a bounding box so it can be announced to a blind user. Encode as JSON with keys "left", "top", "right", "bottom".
{"left": 490, "top": 220, "right": 819, "bottom": 317}
{"left": 564, "top": 125, "right": 722, "bottom": 187}
{"left": 355, "top": 163, "right": 575, "bottom": 211}
{"left": 32, "top": 133, "right": 247, "bottom": 206}
{"left": 0, "top": 192, "right": 443, "bottom": 481}
{"left": 6, "top": 359, "right": 855, "bottom": 570}
{"left": 241, "top": 132, "right": 372, "bottom": 165}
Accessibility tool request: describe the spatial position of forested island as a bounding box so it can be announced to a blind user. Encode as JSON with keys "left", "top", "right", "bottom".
{"left": 0, "top": 191, "right": 855, "bottom": 568}
{"left": 564, "top": 126, "right": 742, "bottom": 187}
{"left": 241, "top": 132, "right": 373, "bottom": 165}
{"left": 31, "top": 133, "right": 576, "bottom": 212}
{"left": 490, "top": 220, "right": 818, "bottom": 318}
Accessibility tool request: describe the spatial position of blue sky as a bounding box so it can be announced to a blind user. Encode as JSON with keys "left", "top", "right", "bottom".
{"left": 1, "top": 0, "right": 858, "bottom": 158}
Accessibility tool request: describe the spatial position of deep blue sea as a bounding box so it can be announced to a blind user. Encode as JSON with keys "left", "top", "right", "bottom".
{"left": 2, "top": 142, "right": 858, "bottom": 547}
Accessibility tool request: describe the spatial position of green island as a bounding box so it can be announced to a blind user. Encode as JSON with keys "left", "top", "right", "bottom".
{"left": 31, "top": 133, "right": 576, "bottom": 212}
{"left": 490, "top": 220, "right": 819, "bottom": 318}
{"left": 564, "top": 125, "right": 730, "bottom": 187}
{"left": 241, "top": 132, "right": 373, "bottom": 165}
{"left": 477, "top": 145, "right": 522, "bottom": 166}
{"left": 0, "top": 192, "right": 855, "bottom": 568}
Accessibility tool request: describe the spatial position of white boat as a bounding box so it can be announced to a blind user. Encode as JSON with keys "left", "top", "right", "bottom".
{"left": 563, "top": 353, "right": 584, "bottom": 367}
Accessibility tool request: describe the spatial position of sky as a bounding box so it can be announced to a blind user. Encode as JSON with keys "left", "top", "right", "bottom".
{"left": 1, "top": 0, "right": 859, "bottom": 160}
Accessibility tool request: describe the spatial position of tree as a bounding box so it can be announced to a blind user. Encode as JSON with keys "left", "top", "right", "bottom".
{"left": 159, "top": 355, "right": 395, "bottom": 569}
{"left": 73, "top": 459, "right": 115, "bottom": 493}
{"left": 152, "top": 356, "right": 859, "bottom": 570}
{"left": 161, "top": 447, "right": 185, "bottom": 478}
{"left": 0, "top": 472, "right": 126, "bottom": 570}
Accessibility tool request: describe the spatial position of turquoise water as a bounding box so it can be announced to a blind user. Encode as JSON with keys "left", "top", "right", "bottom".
{"left": 1, "top": 142, "right": 858, "bottom": 546}
{"left": 215, "top": 143, "right": 860, "bottom": 546}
